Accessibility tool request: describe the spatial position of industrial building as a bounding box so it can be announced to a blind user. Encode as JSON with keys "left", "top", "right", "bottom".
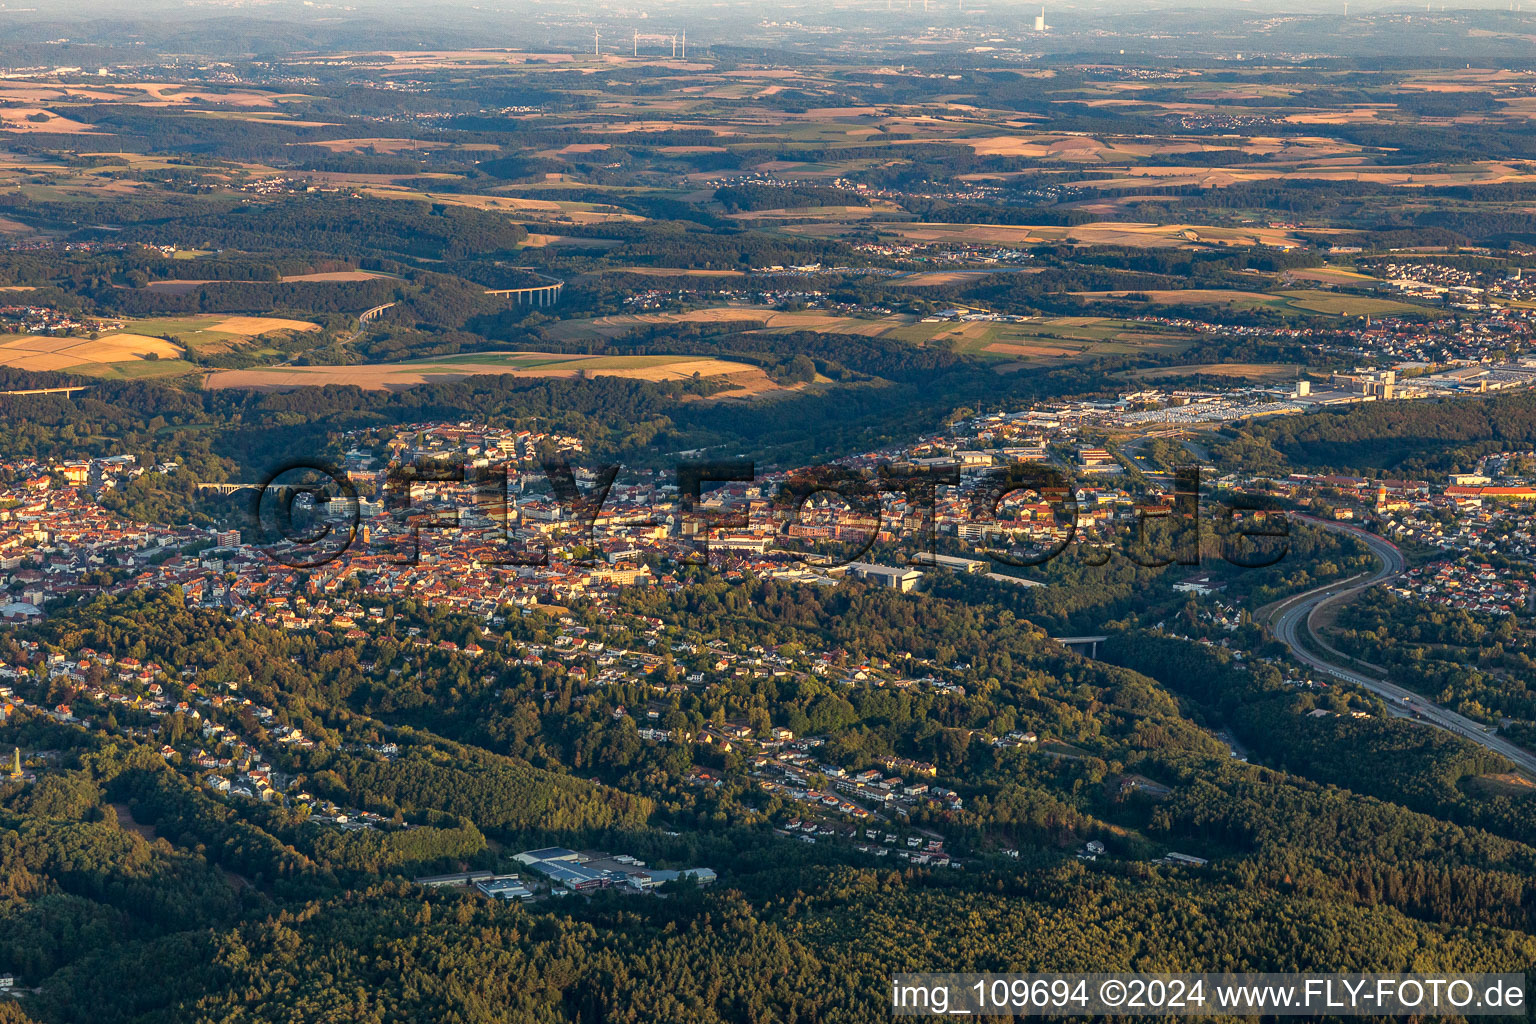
{"left": 910, "top": 552, "right": 989, "bottom": 574}
{"left": 413, "top": 870, "right": 497, "bottom": 888}
{"left": 476, "top": 876, "right": 535, "bottom": 902}
{"left": 515, "top": 848, "right": 612, "bottom": 892}
{"left": 514, "top": 848, "right": 716, "bottom": 894}
{"left": 842, "top": 562, "right": 925, "bottom": 591}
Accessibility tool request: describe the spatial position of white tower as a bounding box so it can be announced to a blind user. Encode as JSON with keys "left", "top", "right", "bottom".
{"left": 1034, "top": 6, "right": 1047, "bottom": 31}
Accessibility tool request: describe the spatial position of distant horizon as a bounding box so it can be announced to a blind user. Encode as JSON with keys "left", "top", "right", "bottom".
{"left": 7, "top": 0, "right": 1536, "bottom": 66}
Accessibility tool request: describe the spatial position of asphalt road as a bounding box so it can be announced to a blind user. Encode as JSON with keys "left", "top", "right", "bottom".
{"left": 1269, "top": 515, "right": 1536, "bottom": 775}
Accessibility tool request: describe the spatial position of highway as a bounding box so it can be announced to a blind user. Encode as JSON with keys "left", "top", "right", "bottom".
{"left": 1268, "top": 515, "right": 1536, "bottom": 775}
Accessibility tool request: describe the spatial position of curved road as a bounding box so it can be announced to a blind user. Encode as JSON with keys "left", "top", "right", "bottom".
{"left": 1269, "top": 515, "right": 1536, "bottom": 775}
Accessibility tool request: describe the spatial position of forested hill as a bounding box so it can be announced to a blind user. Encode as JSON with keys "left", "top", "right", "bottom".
{"left": 1223, "top": 391, "right": 1536, "bottom": 474}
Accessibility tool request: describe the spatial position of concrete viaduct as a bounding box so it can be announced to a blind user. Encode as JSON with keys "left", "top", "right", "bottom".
{"left": 1052, "top": 635, "right": 1109, "bottom": 659}
{"left": 0, "top": 386, "right": 94, "bottom": 397}
{"left": 484, "top": 270, "right": 565, "bottom": 307}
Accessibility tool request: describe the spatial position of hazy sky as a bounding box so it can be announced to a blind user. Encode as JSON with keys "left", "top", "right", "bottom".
{"left": 4, "top": 0, "right": 1532, "bottom": 64}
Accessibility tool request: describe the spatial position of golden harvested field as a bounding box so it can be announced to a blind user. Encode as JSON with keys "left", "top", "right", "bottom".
{"left": 960, "top": 135, "right": 1112, "bottom": 158}
{"left": 0, "top": 332, "right": 182, "bottom": 372}
{"left": 102, "top": 315, "right": 322, "bottom": 353}
{"left": 206, "top": 316, "right": 322, "bottom": 335}
{"left": 1285, "top": 266, "right": 1382, "bottom": 286}
{"left": 537, "top": 143, "right": 612, "bottom": 156}
{"left": 1003, "top": 160, "right": 1536, "bottom": 191}
{"left": 0, "top": 84, "right": 123, "bottom": 103}
{"left": 128, "top": 83, "right": 299, "bottom": 107}
{"left": 543, "top": 307, "right": 914, "bottom": 343}
{"left": 906, "top": 128, "right": 1363, "bottom": 162}
{"left": 277, "top": 271, "right": 399, "bottom": 283}
{"left": 203, "top": 351, "right": 774, "bottom": 394}
{"left": 982, "top": 342, "right": 1075, "bottom": 357}
{"left": 0, "top": 108, "right": 103, "bottom": 134}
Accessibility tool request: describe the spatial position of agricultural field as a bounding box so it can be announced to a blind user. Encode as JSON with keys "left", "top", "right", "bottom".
{"left": 109, "top": 315, "right": 321, "bottom": 351}
{"left": 0, "top": 332, "right": 186, "bottom": 376}
{"left": 277, "top": 271, "right": 402, "bottom": 283}
{"left": 361, "top": 186, "right": 643, "bottom": 223}
{"left": 1271, "top": 289, "right": 1427, "bottom": 316}
{"left": 1004, "top": 161, "right": 1536, "bottom": 191}
{"left": 538, "top": 306, "right": 1191, "bottom": 366}
{"left": 1071, "top": 288, "right": 1428, "bottom": 317}
{"left": 888, "top": 270, "right": 1031, "bottom": 287}
{"left": 139, "top": 270, "right": 398, "bottom": 294}
{"left": 0, "top": 108, "right": 104, "bottom": 134}
{"left": 786, "top": 220, "right": 1305, "bottom": 249}
{"left": 202, "top": 351, "right": 780, "bottom": 395}
{"left": 0, "top": 315, "right": 321, "bottom": 377}
{"left": 1119, "top": 362, "right": 1305, "bottom": 381}
{"left": 907, "top": 316, "right": 1193, "bottom": 363}
{"left": 1071, "top": 289, "right": 1281, "bottom": 309}
{"left": 1284, "top": 265, "right": 1386, "bottom": 286}
{"left": 538, "top": 307, "right": 872, "bottom": 342}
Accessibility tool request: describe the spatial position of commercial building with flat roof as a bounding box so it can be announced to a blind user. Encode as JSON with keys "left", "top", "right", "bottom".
{"left": 528, "top": 859, "right": 611, "bottom": 892}
{"left": 514, "top": 847, "right": 584, "bottom": 866}
{"left": 516, "top": 847, "right": 717, "bottom": 894}
{"left": 477, "top": 877, "right": 535, "bottom": 901}
{"left": 641, "top": 867, "right": 717, "bottom": 887}
{"left": 844, "top": 562, "right": 924, "bottom": 592}
{"left": 413, "top": 870, "right": 495, "bottom": 888}
{"left": 910, "top": 553, "right": 988, "bottom": 574}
